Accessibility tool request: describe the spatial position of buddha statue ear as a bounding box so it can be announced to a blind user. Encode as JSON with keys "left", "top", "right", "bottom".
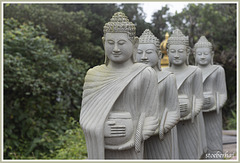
{"left": 211, "top": 50, "right": 214, "bottom": 65}
{"left": 192, "top": 50, "right": 198, "bottom": 66}
{"left": 157, "top": 51, "right": 162, "bottom": 71}
{"left": 132, "top": 37, "right": 139, "bottom": 63}
{"left": 167, "top": 48, "right": 172, "bottom": 67}
{"left": 185, "top": 46, "right": 190, "bottom": 66}
{"left": 102, "top": 37, "right": 109, "bottom": 65}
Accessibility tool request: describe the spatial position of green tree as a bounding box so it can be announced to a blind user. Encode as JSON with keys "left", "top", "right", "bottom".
{"left": 61, "top": 4, "right": 119, "bottom": 48}
{"left": 4, "top": 18, "right": 89, "bottom": 158}
{"left": 151, "top": 5, "right": 170, "bottom": 41}
{"left": 4, "top": 4, "right": 104, "bottom": 66}
{"left": 119, "top": 3, "right": 152, "bottom": 37}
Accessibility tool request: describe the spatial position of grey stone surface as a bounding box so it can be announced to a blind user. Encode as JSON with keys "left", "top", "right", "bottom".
{"left": 80, "top": 12, "right": 160, "bottom": 159}
{"left": 137, "top": 29, "right": 180, "bottom": 159}
{"left": 222, "top": 130, "right": 237, "bottom": 160}
{"left": 223, "top": 130, "right": 236, "bottom": 136}
{"left": 223, "top": 135, "right": 237, "bottom": 144}
{"left": 163, "top": 29, "right": 206, "bottom": 159}
{"left": 193, "top": 36, "right": 227, "bottom": 157}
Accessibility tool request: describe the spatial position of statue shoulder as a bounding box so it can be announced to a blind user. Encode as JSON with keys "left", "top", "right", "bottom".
{"left": 188, "top": 65, "right": 202, "bottom": 75}
{"left": 141, "top": 66, "right": 157, "bottom": 77}
{"left": 140, "top": 66, "right": 158, "bottom": 83}
{"left": 167, "top": 73, "right": 176, "bottom": 81}
{"left": 158, "top": 70, "right": 174, "bottom": 83}
{"left": 162, "top": 67, "right": 171, "bottom": 72}
{"left": 215, "top": 65, "right": 225, "bottom": 73}
{"left": 86, "top": 64, "right": 106, "bottom": 75}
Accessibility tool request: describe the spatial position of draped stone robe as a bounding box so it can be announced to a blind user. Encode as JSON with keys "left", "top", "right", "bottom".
{"left": 163, "top": 66, "right": 206, "bottom": 159}
{"left": 200, "top": 65, "right": 227, "bottom": 157}
{"left": 144, "top": 71, "right": 180, "bottom": 159}
{"left": 80, "top": 63, "right": 159, "bottom": 159}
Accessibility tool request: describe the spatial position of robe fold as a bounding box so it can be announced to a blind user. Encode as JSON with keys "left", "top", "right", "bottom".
{"left": 80, "top": 63, "right": 159, "bottom": 159}
{"left": 200, "top": 65, "right": 227, "bottom": 157}
{"left": 144, "top": 71, "right": 180, "bottom": 159}
{"left": 163, "top": 66, "right": 207, "bottom": 159}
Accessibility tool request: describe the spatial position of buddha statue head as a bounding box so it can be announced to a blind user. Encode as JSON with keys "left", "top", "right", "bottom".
{"left": 193, "top": 36, "right": 214, "bottom": 66}
{"left": 167, "top": 28, "right": 190, "bottom": 67}
{"left": 102, "top": 12, "right": 139, "bottom": 65}
{"left": 136, "top": 29, "right": 161, "bottom": 70}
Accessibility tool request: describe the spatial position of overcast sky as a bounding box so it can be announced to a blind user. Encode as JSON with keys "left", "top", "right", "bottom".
{"left": 141, "top": 2, "right": 189, "bottom": 23}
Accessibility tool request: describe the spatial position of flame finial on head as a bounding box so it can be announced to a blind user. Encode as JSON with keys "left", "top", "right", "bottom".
{"left": 139, "top": 29, "right": 160, "bottom": 52}
{"left": 193, "top": 36, "right": 213, "bottom": 50}
{"left": 167, "top": 28, "right": 189, "bottom": 46}
{"left": 103, "top": 12, "right": 136, "bottom": 40}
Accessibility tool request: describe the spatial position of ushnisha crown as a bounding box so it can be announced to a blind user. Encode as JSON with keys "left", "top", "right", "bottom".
{"left": 193, "top": 36, "right": 213, "bottom": 50}
{"left": 139, "top": 29, "right": 160, "bottom": 52}
{"left": 167, "top": 28, "right": 189, "bottom": 46}
{"left": 103, "top": 12, "right": 136, "bottom": 40}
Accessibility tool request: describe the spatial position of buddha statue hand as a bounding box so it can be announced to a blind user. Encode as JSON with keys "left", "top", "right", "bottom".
{"left": 202, "top": 92, "right": 215, "bottom": 111}
{"left": 142, "top": 116, "right": 159, "bottom": 140}
{"left": 178, "top": 94, "right": 190, "bottom": 118}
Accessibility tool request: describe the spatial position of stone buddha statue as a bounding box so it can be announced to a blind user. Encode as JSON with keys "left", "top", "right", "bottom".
{"left": 193, "top": 36, "right": 227, "bottom": 158}
{"left": 80, "top": 12, "right": 159, "bottom": 159}
{"left": 163, "top": 29, "right": 207, "bottom": 159}
{"left": 136, "top": 29, "right": 180, "bottom": 159}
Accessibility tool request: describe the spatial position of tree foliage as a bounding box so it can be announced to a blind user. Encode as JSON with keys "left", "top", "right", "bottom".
{"left": 3, "top": 3, "right": 236, "bottom": 159}
{"left": 4, "top": 18, "right": 89, "bottom": 158}
{"left": 151, "top": 5, "right": 170, "bottom": 41}
{"left": 120, "top": 3, "right": 152, "bottom": 37}
{"left": 4, "top": 4, "right": 104, "bottom": 66}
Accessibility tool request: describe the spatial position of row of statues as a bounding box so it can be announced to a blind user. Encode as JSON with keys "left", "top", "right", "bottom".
{"left": 80, "top": 12, "right": 227, "bottom": 159}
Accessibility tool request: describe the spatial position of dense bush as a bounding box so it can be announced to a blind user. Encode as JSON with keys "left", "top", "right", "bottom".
{"left": 3, "top": 3, "right": 236, "bottom": 159}
{"left": 4, "top": 4, "right": 105, "bottom": 66}
{"left": 4, "top": 18, "right": 89, "bottom": 158}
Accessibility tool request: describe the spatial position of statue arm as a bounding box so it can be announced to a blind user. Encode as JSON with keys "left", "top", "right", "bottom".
{"left": 162, "top": 74, "right": 180, "bottom": 133}
{"left": 139, "top": 67, "right": 159, "bottom": 140}
{"left": 192, "top": 68, "right": 204, "bottom": 116}
{"left": 216, "top": 66, "right": 227, "bottom": 108}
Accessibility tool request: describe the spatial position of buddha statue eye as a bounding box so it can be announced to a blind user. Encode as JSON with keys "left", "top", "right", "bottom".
{"left": 146, "top": 50, "right": 153, "bottom": 54}
{"left": 118, "top": 40, "right": 126, "bottom": 45}
{"left": 170, "top": 49, "right": 176, "bottom": 53}
{"left": 137, "top": 50, "right": 143, "bottom": 54}
{"left": 204, "top": 52, "right": 209, "bottom": 55}
{"left": 197, "top": 53, "right": 202, "bottom": 55}
{"left": 107, "top": 40, "right": 114, "bottom": 45}
{"left": 178, "top": 49, "right": 184, "bottom": 53}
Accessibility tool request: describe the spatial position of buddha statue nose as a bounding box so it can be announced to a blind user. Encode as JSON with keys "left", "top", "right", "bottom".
{"left": 113, "top": 43, "right": 120, "bottom": 53}
{"left": 174, "top": 52, "right": 180, "bottom": 58}
{"left": 141, "top": 51, "right": 148, "bottom": 60}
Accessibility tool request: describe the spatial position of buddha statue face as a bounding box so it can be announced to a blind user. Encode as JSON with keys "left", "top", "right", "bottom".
{"left": 105, "top": 33, "right": 134, "bottom": 64}
{"left": 137, "top": 43, "right": 159, "bottom": 67}
{"left": 193, "top": 36, "right": 214, "bottom": 66}
{"left": 195, "top": 47, "right": 212, "bottom": 66}
{"left": 136, "top": 29, "right": 161, "bottom": 69}
{"left": 167, "top": 29, "right": 190, "bottom": 67}
{"left": 102, "top": 12, "right": 138, "bottom": 65}
{"left": 168, "top": 44, "right": 188, "bottom": 66}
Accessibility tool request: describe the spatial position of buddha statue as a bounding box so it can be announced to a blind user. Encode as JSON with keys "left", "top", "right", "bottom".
{"left": 162, "top": 29, "right": 207, "bottom": 159}
{"left": 80, "top": 12, "right": 160, "bottom": 159}
{"left": 136, "top": 29, "right": 180, "bottom": 159}
{"left": 193, "top": 36, "right": 227, "bottom": 158}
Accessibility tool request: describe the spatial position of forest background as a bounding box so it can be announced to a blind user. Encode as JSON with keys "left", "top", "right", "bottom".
{"left": 3, "top": 3, "right": 237, "bottom": 159}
